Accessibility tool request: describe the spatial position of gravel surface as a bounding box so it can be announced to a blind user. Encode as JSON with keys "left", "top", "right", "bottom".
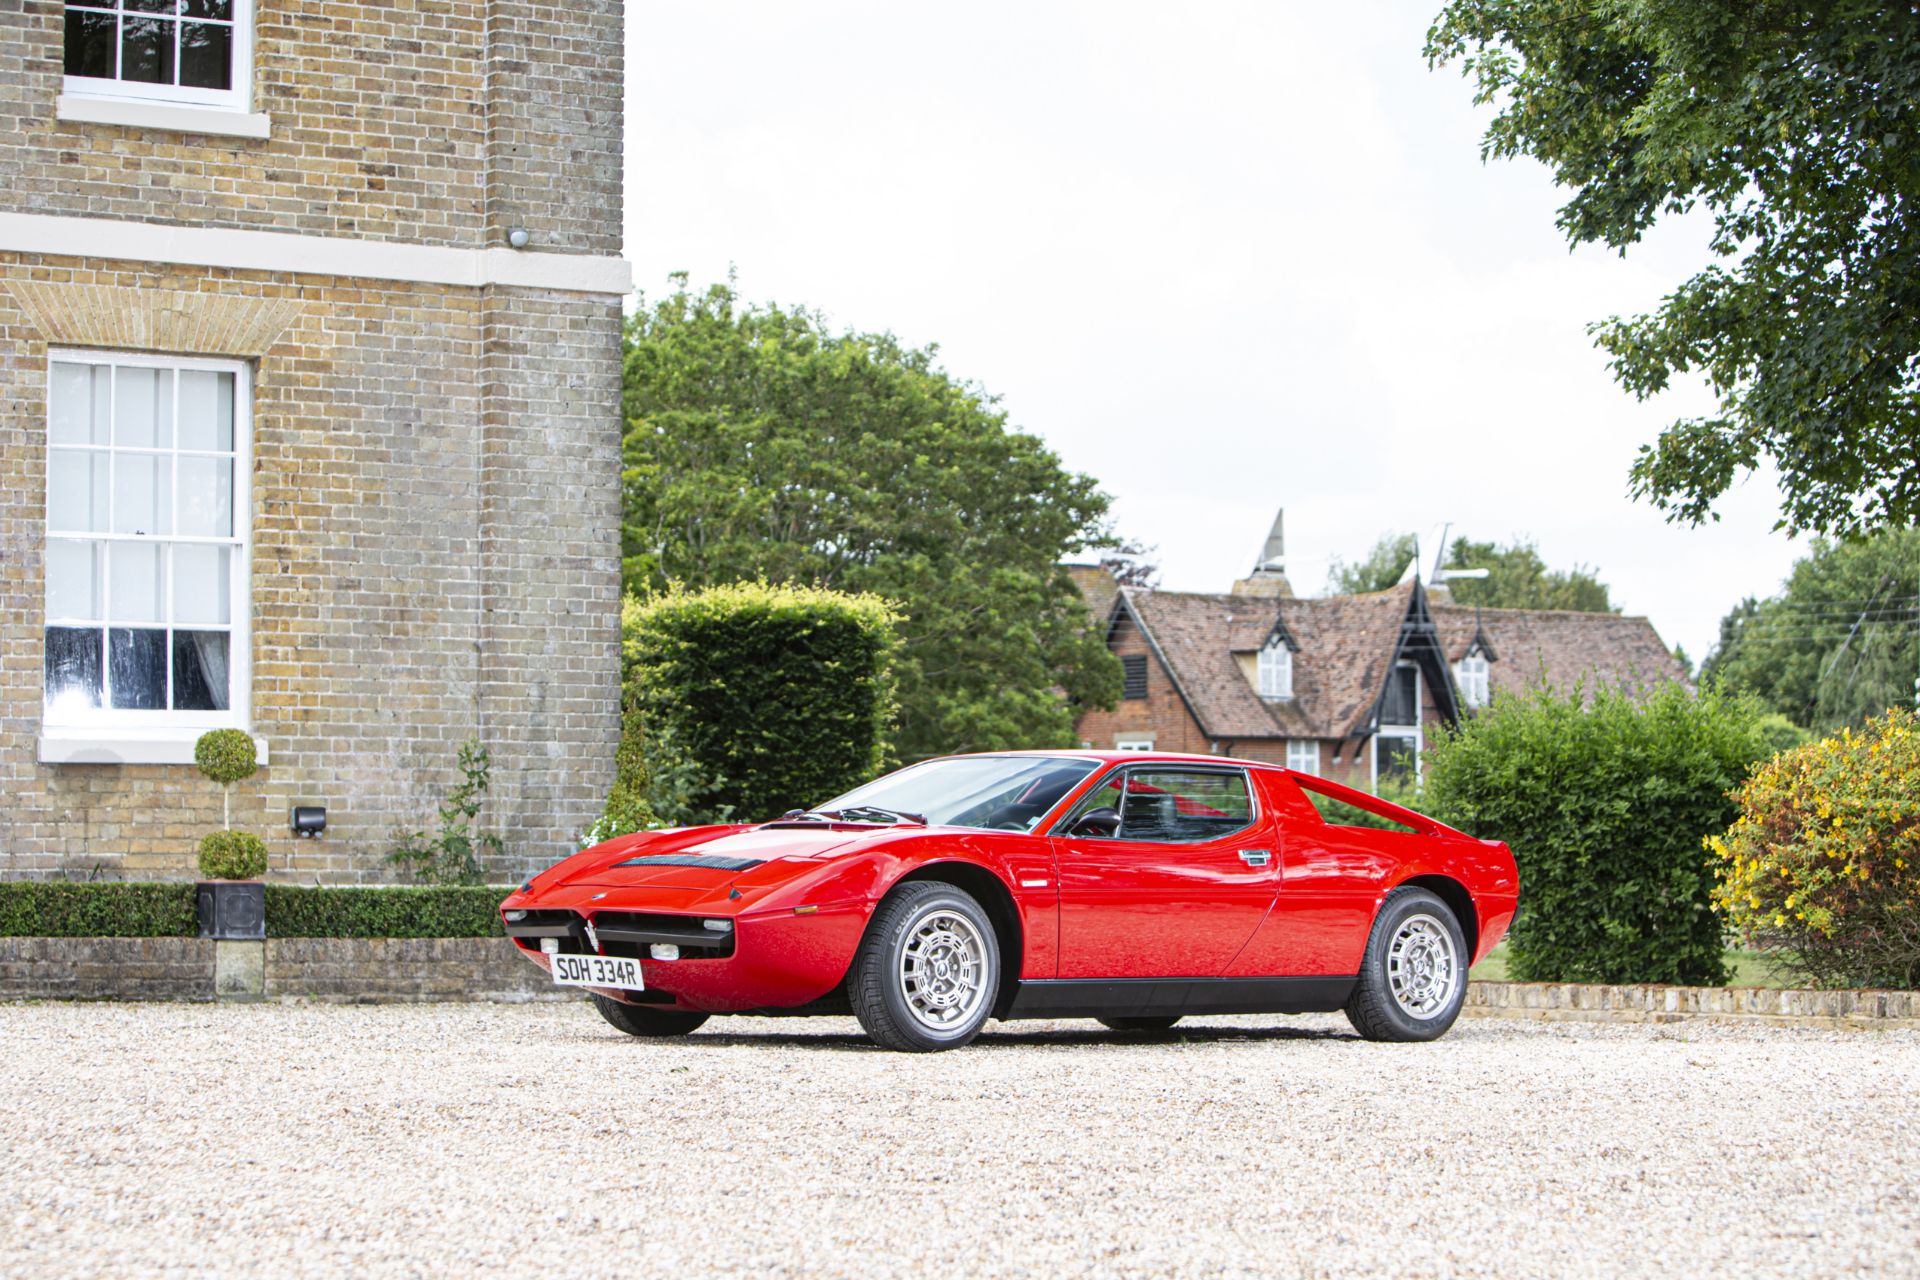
{"left": 5, "top": 1002, "right": 1917, "bottom": 1279}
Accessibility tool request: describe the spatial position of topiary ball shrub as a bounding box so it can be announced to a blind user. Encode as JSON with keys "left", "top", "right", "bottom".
{"left": 199, "top": 830, "right": 268, "bottom": 881}
{"left": 1711, "top": 708, "right": 1920, "bottom": 990}
{"left": 194, "top": 729, "right": 258, "bottom": 786}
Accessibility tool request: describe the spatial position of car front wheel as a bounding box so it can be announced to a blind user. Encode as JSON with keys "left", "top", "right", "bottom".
{"left": 850, "top": 881, "right": 999, "bottom": 1052}
{"left": 1344, "top": 887, "right": 1468, "bottom": 1042}
{"left": 590, "top": 992, "right": 710, "bottom": 1038}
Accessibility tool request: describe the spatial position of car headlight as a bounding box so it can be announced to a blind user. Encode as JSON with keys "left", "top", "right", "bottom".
{"left": 702, "top": 919, "right": 733, "bottom": 933}
{"left": 504, "top": 910, "right": 528, "bottom": 922}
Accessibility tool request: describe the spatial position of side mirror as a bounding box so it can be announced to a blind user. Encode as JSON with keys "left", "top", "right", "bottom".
{"left": 1069, "top": 806, "right": 1122, "bottom": 838}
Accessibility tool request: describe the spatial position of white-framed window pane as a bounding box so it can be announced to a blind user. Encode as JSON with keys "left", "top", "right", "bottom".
{"left": 108, "top": 541, "right": 164, "bottom": 623}
{"left": 1288, "top": 740, "right": 1319, "bottom": 775}
{"left": 48, "top": 448, "right": 110, "bottom": 532}
{"left": 111, "top": 452, "right": 173, "bottom": 535}
{"left": 46, "top": 539, "right": 102, "bottom": 621}
{"left": 171, "top": 630, "right": 230, "bottom": 711}
{"left": 176, "top": 369, "right": 235, "bottom": 451}
{"left": 49, "top": 362, "right": 110, "bottom": 445}
{"left": 113, "top": 365, "right": 173, "bottom": 449}
{"left": 108, "top": 627, "right": 168, "bottom": 709}
{"left": 172, "top": 544, "right": 231, "bottom": 625}
{"left": 175, "top": 455, "right": 232, "bottom": 537}
{"left": 45, "top": 626, "right": 104, "bottom": 712}
{"left": 1258, "top": 644, "right": 1292, "bottom": 698}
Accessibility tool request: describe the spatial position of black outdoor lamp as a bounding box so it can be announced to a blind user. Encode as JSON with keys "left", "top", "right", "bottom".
{"left": 291, "top": 806, "right": 327, "bottom": 839}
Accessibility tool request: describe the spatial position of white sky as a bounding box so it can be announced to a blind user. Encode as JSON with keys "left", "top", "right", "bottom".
{"left": 622, "top": 0, "right": 1809, "bottom": 665}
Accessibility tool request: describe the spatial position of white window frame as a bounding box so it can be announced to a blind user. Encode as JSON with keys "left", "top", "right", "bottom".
{"left": 1256, "top": 637, "right": 1293, "bottom": 700}
{"left": 60, "top": 0, "right": 255, "bottom": 114}
{"left": 1371, "top": 663, "right": 1422, "bottom": 788}
{"left": 1114, "top": 733, "right": 1156, "bottom": 752}
{"left": 1286, "top": 739, "right": 1319, "bottom": 775}
{"left": 40, "top": 348, "right": 255, "bottom": 764}
{"left": 1455, "top": 650, "right": 1490, "bottom": 709}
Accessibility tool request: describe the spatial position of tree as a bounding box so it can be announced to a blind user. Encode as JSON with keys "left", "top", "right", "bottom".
{"left": 1443, "top": 537, "right": 1615, "bottom": 613}
{"left": 1428, "top": 3, "right": 1920, "bottom": 538}
{"left": 1700, "top": 528, "right": 1920, "bottom": 733}
{"left": 621, "top": 280, "right": 1122, "bottom": 761}
{"left": 1326, "top": 532, "right": 1616, "bottom": 611}
{"left": 1326, "top": 532, "right": 1417, "bottom": 595}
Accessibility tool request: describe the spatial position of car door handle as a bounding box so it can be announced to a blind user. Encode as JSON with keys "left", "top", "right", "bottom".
{"left": 1239, "top": 849, "right": 1271, "bottom": 867}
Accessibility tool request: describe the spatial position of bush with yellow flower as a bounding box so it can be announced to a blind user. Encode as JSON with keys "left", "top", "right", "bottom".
{"left": 1710, "top": 707, "right": 1920, "bottom": 989}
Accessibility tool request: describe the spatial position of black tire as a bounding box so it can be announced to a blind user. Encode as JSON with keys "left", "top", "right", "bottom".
{"left": 1096, "top": 1016, "right": 1182, "bottom": 1033}
{"left": 590, "top": 992, "right": 710, "bottom": 1038}
{"left": 1344, "top": 887, "right": 1469, "bottom": 1043}
{"left": 850, "top": 881, "right": 999, "bottom": 1052}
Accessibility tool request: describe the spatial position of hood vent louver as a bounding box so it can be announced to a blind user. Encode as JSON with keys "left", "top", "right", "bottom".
{"left": 611, "top": 853, "right": 765, "bottom": 873}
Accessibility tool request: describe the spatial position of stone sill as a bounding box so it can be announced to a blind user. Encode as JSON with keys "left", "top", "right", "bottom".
{"left": 56, "top": 93, "right": 272, "bottom": 140}
{"left": 39, "top": 728, "right": 271, "bottom": 767}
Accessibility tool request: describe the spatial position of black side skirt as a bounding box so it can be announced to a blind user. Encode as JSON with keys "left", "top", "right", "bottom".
{"left": 1004, "top": 976, "right": 1356, "bottom": 1020}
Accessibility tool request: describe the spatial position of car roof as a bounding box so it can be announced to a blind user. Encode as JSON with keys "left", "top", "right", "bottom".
{"left": 938, "top": 749, "right": 1288, "bottom": 771}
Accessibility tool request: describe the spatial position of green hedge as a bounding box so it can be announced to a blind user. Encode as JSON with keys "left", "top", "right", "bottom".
{"left": 1421, "top": 682, "right": 1770, "bottom": 986}
{"left": 0, "top": 882, "right": 199, "bottom": 937}
{"left": 625, "top": 581, "right": 902, "bottom": 825}
{"left": 0, "top": 882, "right": 506, "bottom": 938}
{"left": 263, "top": 886, "right": 505, "bottom": 938}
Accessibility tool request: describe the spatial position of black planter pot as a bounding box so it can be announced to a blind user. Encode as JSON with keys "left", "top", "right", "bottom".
{"left": 198, "top": 881, "right": 266, "bottom": 940}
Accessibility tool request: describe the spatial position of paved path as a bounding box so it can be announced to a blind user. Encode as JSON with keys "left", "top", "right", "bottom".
{"left": 6, "top": 1003, "right": 1917, "bottom": 1278}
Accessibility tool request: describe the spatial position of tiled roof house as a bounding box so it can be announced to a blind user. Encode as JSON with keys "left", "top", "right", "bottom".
{"left": 1070, "top": 518, "right": 1687, "bottom": 788}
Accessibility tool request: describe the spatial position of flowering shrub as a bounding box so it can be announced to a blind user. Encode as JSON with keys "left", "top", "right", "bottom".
{"left": 1711, "top": 709, "right": 1920, "bottom": 989}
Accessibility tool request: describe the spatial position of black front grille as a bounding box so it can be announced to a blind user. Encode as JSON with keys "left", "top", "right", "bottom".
{"left": 503, "top": 908, "right": 735, "bottom": 960}
{"left": 612, "top": 854, "right": 763, "bottom": 872}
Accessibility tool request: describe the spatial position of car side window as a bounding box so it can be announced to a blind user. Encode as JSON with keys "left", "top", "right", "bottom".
{"left": 1057, "top": 775, "right": 1126, "bottom": 837}
{"left": 1118, "top": 769, "right": 1254, "bottom": 842}
{"left": 1057, "top": 768, "right": 1255, "bottom": 842}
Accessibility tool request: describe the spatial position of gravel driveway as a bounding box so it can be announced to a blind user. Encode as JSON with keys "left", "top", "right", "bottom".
{"left": 6, "top": 1002, "right": 1917, "bottom": 1279}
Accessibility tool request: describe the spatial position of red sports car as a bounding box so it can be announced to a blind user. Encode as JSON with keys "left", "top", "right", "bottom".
{"left": 500, "top": 751, "right": 1518, "bottom": 1051}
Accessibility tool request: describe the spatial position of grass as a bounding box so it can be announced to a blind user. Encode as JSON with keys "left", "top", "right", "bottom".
{"left": 1468, "top": 942, "right": 1788, "bottom": 988}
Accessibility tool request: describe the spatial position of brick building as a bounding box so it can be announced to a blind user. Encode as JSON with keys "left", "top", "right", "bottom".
{"left": 0, "top": 1, "right": 628, "bottom": 880}
{"left": 1070, "top": 517, "right": 1688, "bottom": 789}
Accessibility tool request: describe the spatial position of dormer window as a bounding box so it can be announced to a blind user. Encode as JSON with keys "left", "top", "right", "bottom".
{"left": 1257, "top": 637, "right": 1293, "bottom": 700}
{"left": 1455, "top": 650, "right": 1490, "bottom": 709}
{"left": 63, "top": 0, "right": 252, "bottom": 111}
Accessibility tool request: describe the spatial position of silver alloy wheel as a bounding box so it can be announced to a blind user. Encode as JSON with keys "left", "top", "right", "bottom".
{"left": 895, "top": 907, "right": 991, "bottom": 1035}
{"left": 1386, "top": 912, "right": 1459, "bottom": 1020}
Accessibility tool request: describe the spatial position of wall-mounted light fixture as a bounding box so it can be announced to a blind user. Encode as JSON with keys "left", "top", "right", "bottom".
{"left": 505, "top": 226, "right": 531, "bottom": 249}
{"left": 291, "top": 806, "right": 327, "bottom": 839}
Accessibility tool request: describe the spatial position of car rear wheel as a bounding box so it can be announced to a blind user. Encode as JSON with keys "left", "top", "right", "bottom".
{"left": 590, "top": 992, "right": 710, "bottom": 1038}
{"left": 850, "top": 881, "right": 999, "bottom": 1052}
{"left": 1344, "top": 887, "right": 1468, "bottom": 1043}
{"left": 1096, "top": 1016, "right": 1182, "bottom": 1033}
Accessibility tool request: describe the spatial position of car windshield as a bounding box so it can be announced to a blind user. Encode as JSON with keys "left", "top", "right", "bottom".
{"left": 810, "top": 756, "right": 1102, "bottom": 832}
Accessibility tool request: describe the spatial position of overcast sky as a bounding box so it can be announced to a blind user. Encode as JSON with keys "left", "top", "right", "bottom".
{"left": 622, "top": 1, "right": 1809, "bottom": 665}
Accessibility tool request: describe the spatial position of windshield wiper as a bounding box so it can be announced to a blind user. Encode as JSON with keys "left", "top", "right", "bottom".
{"left": 810, "top": 806, "right": 927, "bottom": 826}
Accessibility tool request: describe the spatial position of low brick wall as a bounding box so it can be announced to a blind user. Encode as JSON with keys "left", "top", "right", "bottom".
{"left": 1465, "top": 980, "right": 1920, "bottom": 1029}
{"left": 0, "top": 937, "right": 215, "bottom": 1001}
{"left": 0, "top": 937, "right": 573, "bottom": 1003}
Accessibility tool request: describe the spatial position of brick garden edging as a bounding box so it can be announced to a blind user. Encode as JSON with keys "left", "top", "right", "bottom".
{"left": 0, "top": 937, "right": 575, "bottom": 1004}
{"left": 1464, "top": 980, "right": 1920, "bottom": 1029}
{"left": 4, "top": 940, "right": 1916, "bottom": 1024}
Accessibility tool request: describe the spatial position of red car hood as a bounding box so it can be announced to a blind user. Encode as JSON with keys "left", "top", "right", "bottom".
{"left": 560, "top": 823, "right": 904, "bottom": 889}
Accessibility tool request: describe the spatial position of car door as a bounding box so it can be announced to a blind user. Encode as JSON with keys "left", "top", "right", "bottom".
{"left": 1047, "top": 764, "right": 1280, "bottom": 979}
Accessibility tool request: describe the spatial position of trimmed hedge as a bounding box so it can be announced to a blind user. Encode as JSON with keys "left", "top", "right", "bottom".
{"left": 0, "top": 882, "right": 506, "bottom": 938}
{"left": 263, "top": 886, "right": 505, "bottom": 938}
{"left": 0, "top": 882, "right": 199, "bottom": 937}
{"left": 1421, "top": 681, "right": 1770, "bottom": 986}
{"left": 625, "top": 582, "right": 903, "bottom": 825}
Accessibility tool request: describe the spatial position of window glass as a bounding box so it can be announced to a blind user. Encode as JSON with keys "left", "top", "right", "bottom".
{"left": 63, "top": 0, "right": 244, "bottom": 105}
{"left": 811, "top": 755, "right": 1101, "bottom": 832}
{"left": 43, "top": 355, "right": 243, "bottom": 720}
{"left": 1381, "top": 664, "right": 1419, "bottom": 725}
{"left": 1063, "top": 768, "right": 1254, "bottom": 842}
{"left": 1257, "top": 641, "right": 1292, "bottom": 698}
{"left": 1286, "top": 739, "right": 1318, "bottom": 774}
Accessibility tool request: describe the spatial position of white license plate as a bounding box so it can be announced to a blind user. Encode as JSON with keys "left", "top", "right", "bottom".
{"left": 549, "top": 952, "right": 645, "bottom": 992}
